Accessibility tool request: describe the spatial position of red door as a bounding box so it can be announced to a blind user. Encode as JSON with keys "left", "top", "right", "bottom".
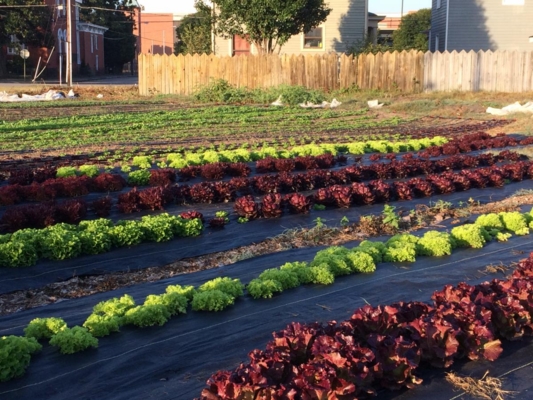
{"left": 233, "top": 35, "right": 250, "bottom": 56}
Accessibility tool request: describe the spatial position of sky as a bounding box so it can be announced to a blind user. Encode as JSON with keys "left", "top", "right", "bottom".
{"left": 143, "top": 0, "right": 432, "bottom": 15}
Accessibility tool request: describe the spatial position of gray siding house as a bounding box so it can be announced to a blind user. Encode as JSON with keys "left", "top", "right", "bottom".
{"left": 213, "top": 0, "right": 373, "bottom": 56}
{"left": 430, "top": 0, "right": 533, "bottom": 52}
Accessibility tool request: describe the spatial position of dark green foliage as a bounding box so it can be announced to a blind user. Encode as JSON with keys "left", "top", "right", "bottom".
{"left": 24, "top": 318, "right": 67, "bottom": 340}
{"left": 0, "top": 0, "right": 54, "bottom": 78}
{"left": 393, "top": 9, "right": 431, "bottom": 51}
{"left": 0, "top": 336, "right": 42, "bottom": 382}
{"left": 206, "top": 0, "right": 331, "bottom": 54}
{"left": 175, "top": 2, "right": 213, "bottom": 55}
{"left": 49, "top": 327, "right": 98, "bottom": 354}
{"left": 81, "top": 0, "right": 136, "bottom": 73}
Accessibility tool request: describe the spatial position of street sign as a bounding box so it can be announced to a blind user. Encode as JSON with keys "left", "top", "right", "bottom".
{"left": 20, "top": 49, "right": 30, "bottom": 59}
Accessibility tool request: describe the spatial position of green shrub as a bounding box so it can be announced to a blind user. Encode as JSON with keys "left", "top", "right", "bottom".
{"left": 82, "top": 314, "right": 121, "bottom": 337}
{"left": 308, "top": 264, "right": 335, "bottom": 285}
{"left": 345, "top": 251, "right": 376, "bottom": 273}
{"left": 144, "top": 292, "right": 188, "bottom": 316}
{"left": 78, "top": 164, "right": 100, "bottom": 178}
{"left": 191, "top": 290, "right": 235, "bottom": 311}
{"left": 258, "top": 268, "right": 300, "bottom": 290}
{"left": 92, "top": 294, "right": 136, "bottom": 317}
{"left": 128, "top": 169, "right": 150, "bottom": 186}
{"left": 451, "top": 224, "right": 489, "bottom": 249}
{"left": 166, "top": 284, "right": 196, "bottom": 301}
{"left": 198, "top": 277, "right": 244, "bottom": 298}
{"left": 279, "top": 261, "right": 313, "bottom": 284}
{"left": 416, "top": 231, "right": 453, "bottom": 257}
{"left": 49, "top": 327, "right": 98, "bottom": 354}
{"left": 131, "top": 156, "right": 152, "bottom": 169}
{"left": 247, "top": 278, "right": 284, "bottom": 299}
{"left": 0, "top": 336, "right": 42, "bottom": 382}
{"left": 56, "top": 166, "right": 77, "bottom": 178}
{"left": 124, "top": 304, "right": 170, "bottom": 327}
{"left": 499, "top": 212, "right": 529, "bottom": 235}
{"left": 193, "top": 79, "right": 249, "bottom": 103}
{"left": 24, "top": 317, "right": 67, "bottom": 340}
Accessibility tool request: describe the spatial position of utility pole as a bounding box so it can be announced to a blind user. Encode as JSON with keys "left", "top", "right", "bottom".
{"left": 66, "top": 0, "right": 73, "bottom": 86}
{"left": 401, "top": 0, "right": 404, "bottom": 20}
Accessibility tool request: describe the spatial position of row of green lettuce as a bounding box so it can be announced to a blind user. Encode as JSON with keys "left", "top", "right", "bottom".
{"left": 2, "top": 210, "right": 533, "bottom": 382}
{"left": 0, "top": 214, "right": 203, "bottom": 268}
{"left": 54, "top": 136, "right": 449, "bottom": 176}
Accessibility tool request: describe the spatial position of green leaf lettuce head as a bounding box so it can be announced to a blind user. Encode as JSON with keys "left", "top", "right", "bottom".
{"left": 0, "top": 336, "right": 42, "bottom": 382}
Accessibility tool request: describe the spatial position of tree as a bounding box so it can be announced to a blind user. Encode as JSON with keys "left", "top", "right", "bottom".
{"left": 0, "top": 0, "right": 54, "bottom": 78}
{"left": 393, "top": 9, "right": 431, "bottom": 52}
{"left": 81, "top": 0, "right": 137, "bottom": 73}
{"left": 175, "top": 1, "right": 212, "bottom": 55}
{"left": 202, "top": 0, "right": 331, "bottom": 54}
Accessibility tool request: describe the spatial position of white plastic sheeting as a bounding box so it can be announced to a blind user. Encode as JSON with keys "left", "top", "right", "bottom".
{"left": 486, "top": 101, "right": 533, "bottom": 116}
{"left": 0, "top": 90, "right": 76, "bottom": 102}
{"left": 270, "top": 95, "right": 342, "bottom": 108}
{"left": 367, "top": 99, "right": 384, "bottom": 109}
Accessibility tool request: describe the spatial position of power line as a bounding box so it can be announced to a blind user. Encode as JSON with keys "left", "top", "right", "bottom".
{"left": 0, "top": 5, "right": 49, "bottom": 8}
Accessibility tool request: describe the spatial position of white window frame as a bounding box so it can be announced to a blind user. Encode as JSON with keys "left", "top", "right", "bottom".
{"left": 7, "top": 35, "right": 19, "bottom": 55}
{"left": 302, "top": 24, "right": 326, "bottom": 51}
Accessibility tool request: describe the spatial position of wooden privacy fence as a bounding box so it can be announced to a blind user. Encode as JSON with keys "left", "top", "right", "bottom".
{"left": 424, "top": 50, "right": 533, "bottom": 92}
{"left": 138, "top": 51, "right": 425, "bottom": 96}
{"left": 138, "top": 50, "right": 533, "bottom": 95}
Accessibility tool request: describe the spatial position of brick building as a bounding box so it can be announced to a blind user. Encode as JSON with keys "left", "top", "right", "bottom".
{"left": 3, "top": 0, "right": 107, "bottom": 79}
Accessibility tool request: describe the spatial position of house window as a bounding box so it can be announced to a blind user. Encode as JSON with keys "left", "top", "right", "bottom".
{"left": 7, "top": 35, "right": 18, "bottom": 55}
{"left": 95, "top": 35, "right": 98, "bottom": 51}
{"left": 435, "top": 35, "right": 440, "bottom": 51}
{"left": 96, "top": 55, "right": 99, "bottom": 71}
{"left": 303, "top": 27, "right": 324, "bottom": 49}
{"left": 91, "top": 34, "right": 94, "bottom": 53}
{"left": 437, "top": 0, "right": 441, "bottom": 9}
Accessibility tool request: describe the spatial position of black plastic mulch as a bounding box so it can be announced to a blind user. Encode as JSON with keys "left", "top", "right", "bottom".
{"left": 1, "top": 180, "right": 533, "bottom": 294}
{"left": 0, "top": 234, "right": 532, "bottom": 400}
